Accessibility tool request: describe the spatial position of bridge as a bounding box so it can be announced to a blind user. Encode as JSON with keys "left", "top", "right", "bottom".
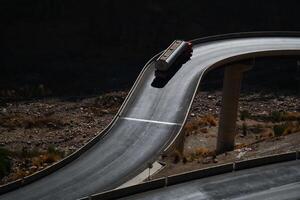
{"left": 1, "top": 32, "right": 300, "bottom": 200}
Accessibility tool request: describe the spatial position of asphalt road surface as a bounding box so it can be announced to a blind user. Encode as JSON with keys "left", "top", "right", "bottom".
{"left": 1, "top": 36, "right": 300, "bottom": 200}
{"left": 119, "top": 160, "right": 300, "bottom": 200}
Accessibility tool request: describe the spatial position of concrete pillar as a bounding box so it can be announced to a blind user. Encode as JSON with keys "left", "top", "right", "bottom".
{"left": 216, "top": 63, "right": 252, "bottom": 154}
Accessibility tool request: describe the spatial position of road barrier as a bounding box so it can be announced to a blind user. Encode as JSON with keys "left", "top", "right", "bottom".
{"left": 85, "top": 151, "right": 299, "bottom": 200}
{"left": 166, "top": 163, "right": 233, "bottom": 186}
{"left": 235, "top": 152, "right": 297, "bottom": 171}
{"left": 0, "top": 180, "right": 22, "bottom": 195}
{"left": 89, "top": 178, "right": 165, "bottom": 200}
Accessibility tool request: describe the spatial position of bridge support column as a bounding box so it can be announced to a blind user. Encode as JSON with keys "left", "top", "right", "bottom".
{"left": 216, "top": 63, "right": 252, "bottom": 154}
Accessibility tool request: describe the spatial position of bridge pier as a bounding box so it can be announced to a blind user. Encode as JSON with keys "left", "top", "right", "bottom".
{"left": 216, "top": 63, "right": 252, "bottom": 154}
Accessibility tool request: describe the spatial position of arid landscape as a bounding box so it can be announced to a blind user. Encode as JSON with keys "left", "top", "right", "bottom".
{"left": 0, "top": 91, "right": 126, "bottom": 184}
{"left": 0, "top": 89, "right": 299, "bottom": 185}
{"left": 1, "top": 1, "right": 300, "bottom": 199}
{"left": 153, "top": 90, "right": 300, "bottom": 178}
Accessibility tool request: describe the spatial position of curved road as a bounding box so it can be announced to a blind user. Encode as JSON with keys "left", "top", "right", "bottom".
{"left": 1, "top": 35, "right": 300, "bottom": 200}
{"left": 120, "top": 160, "right": 300, "bottom": 200}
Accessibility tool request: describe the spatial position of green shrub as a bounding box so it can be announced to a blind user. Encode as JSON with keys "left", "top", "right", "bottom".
{"left": 273, "top": 124, "right": 287, "bottom": 137}
{"left": 13, "top": 147, "right": 40, "bottom": 158}
{"left": 242, "top": 123, "right": 247, "bottom": 136}
{"left": 271, "top": 111, "right": 284, "bottom": 122}
{"left": 240, "top": 110, "right": 251, "bottom": 121}
{"left": 0, "top": 148, "right": 11, "bottom": 178}
{"left": 252, "top": 124, "right": 264, "bottom": 134}
{"left": 47, "top": 145, "right": 64, "bottom": 157}
{"left": 281, "top": 112, "right": 300, "bottom": 121}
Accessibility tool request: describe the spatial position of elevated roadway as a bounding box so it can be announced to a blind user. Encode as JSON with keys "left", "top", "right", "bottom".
{"left": 1, "top": 33, "right": 300, "bottom": 200}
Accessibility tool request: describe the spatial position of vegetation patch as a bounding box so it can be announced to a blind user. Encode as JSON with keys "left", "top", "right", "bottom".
{"left": 184, "top": 115, "right": 217, "bottom": 136}
{"left": 0, "top": 115, "right": 65, "bottom": 129}
{"left": 270, "top": 111, "right": 284, "bottom": 122}
{"left": 273, "top": 123, "right": 288, "bottom": 137}
{"left": 240, "top": 110, "right": 251, "bottom": 121}
{"left": 0, "top": 148, "right": 11, "bottom": 178}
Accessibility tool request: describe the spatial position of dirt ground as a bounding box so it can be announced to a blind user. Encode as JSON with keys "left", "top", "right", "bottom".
{"left": 0, "top": 91, "right": 127, "bottom": 184}
{"left": 152, "top": 90, "right": 300, "bottom": 179}
{"left": 0, "top": 89, "right": 299, "bottom": 185}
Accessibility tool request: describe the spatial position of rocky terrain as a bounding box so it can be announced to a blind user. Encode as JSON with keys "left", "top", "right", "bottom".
{"left": 0, "top": 89, "right": 299, "bottom": 185}
{"left": 153, "top": 90, "right": 300, "bottom": 178}
{"left": 0, "top": 91, "right": 127, "bottom": 184}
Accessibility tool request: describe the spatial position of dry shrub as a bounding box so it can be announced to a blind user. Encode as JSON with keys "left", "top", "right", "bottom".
{"left": 271, "top": 122, "right": 300, "bottom": 137}
{"left": 10, "top": 169, "right": 26, "bottom": 180}
{"left": 202, "top": 115, "right": 218, "bottom": 127}
{"left": 31, "top": 152, "right": 61, "bottom": 167}
{"left": 26, "top": 146, "right": 63, "bottom": 169}
{"left": 282, "top": 112, "right": 300, "bottom": 121}
{"left": 193, "top": 147, "right": 213, "bottom": 157}
{"left": 182, "top": 155, "right": 194, "bottom": 163}
{"left": 283, "top": 122, "right": 300, "bottom": 135}
{"left": 42, "top": 154, "right": 60, "bottom": 164}
{"left": 184, "top": 115, "right": 217, "bottom": 136}
{"left": 0, "top": 115, "right": 65, "bottom": 129}
{"left": 185, "top": 147, "right": 215, "bottom": 162}
{"left": 234, "top": 143, "right": 247, "bottom": 149}
{"left": 184, "top": 120, "right": 199, "bottom": 132}
{"left": 200, "top": 128, "right": 208, "bottom": 133}
{"left": 260, "top": 131, "right": 274, "bottom": 139}
{"left": 32, "top": 156, "right": 44, "bottom": 167}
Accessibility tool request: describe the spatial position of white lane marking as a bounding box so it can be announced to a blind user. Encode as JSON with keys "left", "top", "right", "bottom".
{"left": 121, "top": 117, "right": 181, "bottom": 126}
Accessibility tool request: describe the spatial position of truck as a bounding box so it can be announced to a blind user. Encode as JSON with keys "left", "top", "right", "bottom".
{"left": 155, "top": 40, "right": 193, "bottom": 79}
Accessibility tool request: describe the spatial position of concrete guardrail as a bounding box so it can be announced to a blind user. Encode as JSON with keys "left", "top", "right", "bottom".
{"left": 85, "top": 151, "right": 299, "bottom": 200}
{"left": 88, "top": 178, "right": 166, "bottom": 200}
{"left": 235, "top": 151, "right": 297, "bottom": 171}
{"left": 166, "top": 163, "right": 233, "bottom": 186}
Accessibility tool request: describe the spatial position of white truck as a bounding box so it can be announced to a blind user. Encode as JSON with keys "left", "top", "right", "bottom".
{"left": 155, "top": 40, "right": 193, "bottom": 79}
